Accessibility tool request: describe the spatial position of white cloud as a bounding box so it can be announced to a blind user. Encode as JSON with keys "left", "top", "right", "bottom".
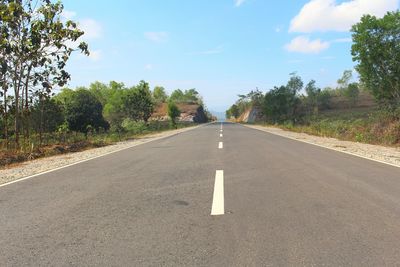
{"left": 234, "top": 0, "right": 246, "bottom": 7}
{"left": 61, "top": 10, "right": 76, "bottom": 20}
{"left": 285, "top": 36, "right": 330, "bottom": 54}
{"left": 88, "top": 49, "right": 102, "bottom": 61}
{"left": 80, "top": 19, "right": 102, "bottom": 39}
{"left": 144, "top": 32, "right": 168, "bottom": 42}
{"left": 290, "top": 0, "right": 399, "bottom": 32}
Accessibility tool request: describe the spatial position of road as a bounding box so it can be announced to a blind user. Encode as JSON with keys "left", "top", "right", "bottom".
{"left": 1, "top": 122, "right": 400, "bottom": 266}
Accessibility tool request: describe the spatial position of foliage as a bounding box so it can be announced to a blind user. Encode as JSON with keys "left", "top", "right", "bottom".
{"left": 64, "top": 89, "right": 108, "bottom": 133}
{"left": 226, "top": 104, "right": 239, "bottom": 119}
{"left": 351, "top": 11, "right": 400, "bottom": 104}
{"left": 0, "top": 0, "right": 88, "bottom": 147}
{"left": 167, "top": 101, "right": 180, "bottom": 127}
{"left": 170, "top": 88, "right": 202, "bottom": 104}
{"left": 121, "top": 119, "right": 147, "bottom": 134}
{"left": 305, "top": 80, "right": 321, "bottom": 114}
{"left": 31, "top": 98, "right": 64, "bottom": 133}
{"left": 344, "top": 83, "right": 360, "bottom": 107}
{"left": 123, "top": 80, "right": 154, "bottom": 122}
{"left": 153, "top": 86, "right": 168, "bottom": 103}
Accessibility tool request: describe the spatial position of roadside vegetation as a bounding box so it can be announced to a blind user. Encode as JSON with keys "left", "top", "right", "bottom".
{"left": 0, "top": 1, "right": 211, "bottom": 166}
{"left": 226, "top": 11, "right": 400, "bottom": 146}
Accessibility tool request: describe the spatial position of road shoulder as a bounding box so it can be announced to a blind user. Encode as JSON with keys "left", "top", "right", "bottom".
{"left": 0, "top": 124, "right": 206, "bottom": 186}
{"left": 243, "top": 124, "right": 400, "bottom": 168}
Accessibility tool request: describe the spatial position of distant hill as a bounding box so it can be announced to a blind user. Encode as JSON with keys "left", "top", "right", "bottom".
{"left": 151, "top": 103, "right": 208, "bottom": 123}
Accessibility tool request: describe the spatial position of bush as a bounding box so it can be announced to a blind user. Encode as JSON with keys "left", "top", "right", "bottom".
{"left": 121, "top": 119, "right": 147, "bottom": 134}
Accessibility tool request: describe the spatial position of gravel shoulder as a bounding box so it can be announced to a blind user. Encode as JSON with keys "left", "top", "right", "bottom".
{"left": 244, "top": 124, "right": 400, "bottom": 168}
{"left": 0, "top": 125, "right": 203, "bottom": 185}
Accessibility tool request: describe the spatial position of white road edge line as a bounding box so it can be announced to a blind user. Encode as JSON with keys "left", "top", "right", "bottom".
{"left": 211, "top": 170, "right": 224, "bottom": 215}
{"left": 0, "top": 123, "right": 211, "bottom": 189}
{"left": 242, "top": 124, "right": 400, "bottom": 169}
{"left": 218, "top": 142, "right": 223, "bottom": 149}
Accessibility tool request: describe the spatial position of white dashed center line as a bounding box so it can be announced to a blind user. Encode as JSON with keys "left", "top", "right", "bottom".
{"left": 218, "top": 142, "right": 223, "bottom": 149}
{"left": 211, "top": 170, "right": 224, "bottom": 215}
{"left": 220, "top": 133, "right": 223, "bottom": 137}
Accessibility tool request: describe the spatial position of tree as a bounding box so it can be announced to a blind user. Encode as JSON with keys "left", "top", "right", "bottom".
{"left": 31, "top": 97, "right": 64, "bottom": 144}
{"left": 169, "top": 88, "right": 202, "bottom": 104}
{"left": 337, "top": 70, "right": 353, "bottom": 89}
{"left": 64, "top": 89, "right": 108, "bottom": 133}
{"left": 305, "top": 80, "right": 321, "bottom": 114}
{"left": 0, "top": 0, "right": 88, "bottom": 147}
{"left": 123, "top": 80, "right": 154, "bottom": 122}
{"left": 167, "top": 101, "right": 180, "bottom": 128}
{"left": 263, "top": 80, "right": 301, "bottom": 123}
{"left": 351, "top": 11, "right": 400, "bottom": 104}
{"left": 344, "top": 82, "right": 360, "bottom": 107}
{"left": 226, "top": 104, "right": 239, "bottom": 119}
{"left": 153, "top": 86, "right": 168, "bottom": 103}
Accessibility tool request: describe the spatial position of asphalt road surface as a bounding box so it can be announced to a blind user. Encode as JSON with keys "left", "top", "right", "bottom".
{"left": 1, "top": 122, "right": 400, "bottom": 266}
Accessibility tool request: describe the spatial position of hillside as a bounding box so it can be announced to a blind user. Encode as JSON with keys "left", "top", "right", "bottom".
{"left": 151, "top": 103, "right": 208, "bottom": 123}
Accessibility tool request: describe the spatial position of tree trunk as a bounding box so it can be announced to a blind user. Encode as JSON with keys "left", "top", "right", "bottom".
{"left": 14, "top": 89, "right": 19, "bottom": 148}
{"left": 24, "top": 66, "right": 31, "bottom": 141}
{"left": 2, "top": 79, "right": 8, "bottom": 149}
{"left": 13, "top": 65, "right": 23, "bottom": 149}
{"left": 39, "top": 97, "right": 44, "bottom": 146}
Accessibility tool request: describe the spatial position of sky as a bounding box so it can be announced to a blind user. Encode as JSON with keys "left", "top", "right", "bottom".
{"left": 62, "top": 0, "right": 399, "bottom": 112}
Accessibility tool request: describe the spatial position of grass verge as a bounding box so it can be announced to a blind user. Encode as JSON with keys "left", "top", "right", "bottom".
{"left": 256, "top": 108, "right": 400, "bottom": 147}
{"left": 0, "top": 121, "right": 196, "bottom": 168}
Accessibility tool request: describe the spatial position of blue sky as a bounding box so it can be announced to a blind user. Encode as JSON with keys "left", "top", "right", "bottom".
{"left": 63, "top": 0, "right": 399, "bottom": 112}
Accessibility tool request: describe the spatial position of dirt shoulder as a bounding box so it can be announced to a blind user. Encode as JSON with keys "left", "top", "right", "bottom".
{"left": 0, "top": 124, "right": 204, "bottom": 186}
{"left": 244, "top": 124, "right": 400, "bottom": 168}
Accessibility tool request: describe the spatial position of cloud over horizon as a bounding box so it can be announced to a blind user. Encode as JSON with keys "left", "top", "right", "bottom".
{"left": 290, "top": 0, "right": 399, "bottom": 33}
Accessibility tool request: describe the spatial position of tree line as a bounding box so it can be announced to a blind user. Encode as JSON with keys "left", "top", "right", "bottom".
{"left": 226, "top": 70, "right": 359, "bottom": 123}
{"left": 0, "top": 0, "right": 209, "bottom": 150}
{"left": 226, "top": 11, "right": 400, "bottom": 123}
{"left": 1, "top": 77, "right": 208, "bottom": 149}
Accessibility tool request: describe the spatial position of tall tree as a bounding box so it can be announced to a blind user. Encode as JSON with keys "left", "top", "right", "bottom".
{"left": 351, "top": 11, "right": 400, "bottom": 104}
{"left": 123, "top": 80, "right": 154, "bottom": 122}
{"left": 305, "top": 80, "right": 321, "bottom": 114}
{"left": 0, "top": 0, "right": 88, "bottom": 147}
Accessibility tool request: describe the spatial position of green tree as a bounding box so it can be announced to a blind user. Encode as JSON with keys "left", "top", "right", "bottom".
{"left": 153, "top": 86, "right": 168, "bottom": 103}
{"left": 169, "top": 88, "right": 202, "bottom": 104}
{"left": 169, "top": 89, "right": 184, "bottom": 102}
{"left": 31, "top": 97, "right": 64, "bottom": 144}
{"left": 344, "top": 82, "right": 360, "bottom": 107}
{"left": 64, "top": 89, "right": 108, "bottom": 133}
{"left": 123, "top": 80, "right": 154, "bottom": 122}
{"left": 305, "top": 80, "right": 321, "bottom": 114}
{"left": 351, "top": 11, "right": 400, "bottom": 104}
{"left": 227, "top": 104, "right": 240, "bottom": 119}
{"left": 337, "top": 70, "right": 353, "bottom": 90}
{"left": 167, "top": 101, "right": 180, "bottom": 128}
{"left": 0, "top": 0, "right": 88, "bottom": 147}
